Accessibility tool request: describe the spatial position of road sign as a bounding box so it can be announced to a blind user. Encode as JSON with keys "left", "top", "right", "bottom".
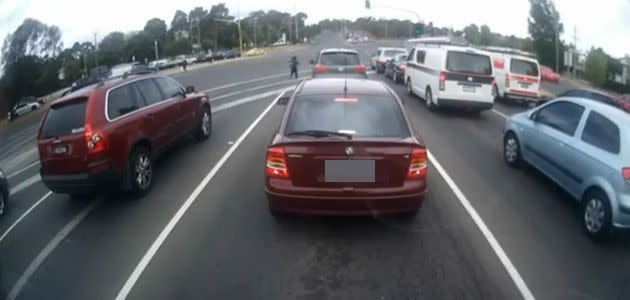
{"left": 415, "top": 23, "right": 424, "bottom": 35}
{"left": 365, "top": 0, "right": 370, "bottom": 9}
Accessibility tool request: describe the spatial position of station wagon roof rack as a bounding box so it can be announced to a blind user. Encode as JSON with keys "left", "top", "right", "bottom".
{"left": 482, "top": 46, "right": 537, "bottom": 58}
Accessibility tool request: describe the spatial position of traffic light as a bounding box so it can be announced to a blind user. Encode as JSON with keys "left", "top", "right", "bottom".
{"left": 365, "top": 0, "right": 370, "bottom": 9}
{"left": 415, "top": 23, "right": 424, "bottom": 35}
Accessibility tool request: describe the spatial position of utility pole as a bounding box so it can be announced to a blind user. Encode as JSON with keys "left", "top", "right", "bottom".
{"left": 572, "top": 25, "right": 578, "bottom": 76}
{"left": 554, "top": 20, "right": 559, "bottom": 74}
{"left": 288, "top": 16, "right": 293, "bottom": 43}
{"left": 385, "top": 21, "right": 388, "bottom": 38}
{"left": 254, "top": 18, "right": 257, "bottom": 46}
{"left": 154, "top": 40, "right": 159, "bottom": 60}
{"left": 295, "top": 15, "right": 299, "bottom": 43}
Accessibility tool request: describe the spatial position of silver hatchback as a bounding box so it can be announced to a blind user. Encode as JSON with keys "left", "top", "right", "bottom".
{"left": 504, "top": 97, "right": 630, "bottom": 239}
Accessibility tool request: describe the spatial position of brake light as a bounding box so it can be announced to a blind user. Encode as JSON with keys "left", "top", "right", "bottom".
{"left": 266, "top": 146, "right": 289, "bottom": 178}
{"left": 355, "top": 65, "right": 366, "bottom": 73}
{"left": 408, "top": 147, "right": 428, "bottom": 178}
{"left": 623, "top": 168, "right": 630, "bottom": 184}
{"left": 491, "top": 79, "right": 497, "bottom": 96}
{"left": 400, "top": 64, "right": 406, "bottom": 70}
{"left": 84, "top": 124, "right": 107, "bottom": 154}
{"left": 439, "top": 72, "right": 447, "bottom": 91}
{"left": 314, "top": 64, "right": 328, "bottom": 73}
{"left": 505, "top": 74, "right": 510, "bottom": 88}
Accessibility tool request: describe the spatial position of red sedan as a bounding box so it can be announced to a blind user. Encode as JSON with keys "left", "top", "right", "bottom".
{"left": 540, "top": 65, "right": 559, "bottom": 83}
{"left": 265, "top": 78, "right": 428, "bottom": 217}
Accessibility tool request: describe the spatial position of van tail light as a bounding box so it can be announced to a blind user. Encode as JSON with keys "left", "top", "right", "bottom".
{"left": 314, "top": 64, "right": 328, "bottom": 73}
{"left": 84, "top": 124, "right": 107, "bottom": 154}
{"left": 623, "top": 168, "right": 630, "bottom": 184}
{"left": 505, "top": 74, "right": 510, "bottom": 88}
{"left": 266, "top": 146, "right": 289, "bottom": 178}
{"left": 439, "top": 72, "right": 447, "bottom": 91}
{"left": 491, "top": 79, "right": 497, "bottom": 96}
{"left": 355, "top": 65, "right": 366, "bottom": 73}
{"left": 408, "top": 147, "right": 428, "bottom": 178}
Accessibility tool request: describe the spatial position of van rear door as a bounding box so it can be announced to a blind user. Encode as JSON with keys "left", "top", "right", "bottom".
{"left": 509, "top": 58, "right": 540, "bottom": 98}
{"left": 443, "top": 51, "right": 494, "bottom": 102}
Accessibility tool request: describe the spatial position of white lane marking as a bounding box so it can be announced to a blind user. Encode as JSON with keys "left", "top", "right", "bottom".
{"left": 210, "top": 79, "right": 298, "bottom": 102}
{"left": 10, "top": 174, "right": 41, "bottom": 196}
{"left": 491, "top": 109, "right": 509, "bottom": 120}
{"left": 213, "top": 86, "right": 295, "bottom": 113}
{"left": 201, "top": 70, "right": 310, "bottom": 94}
{"left": 7, "top": 161, "right": 40, "bottom": 179}
{"left": 115, "top": 91, "right": 285, "bottom": 300}
{"left": 0, "top": 191, "right": 52, "bottom": 244}
{"left": 428, "top": 151, "right": 535, "bottom": 300}
{"left": 7, "top": 199, "right": 100, "bottom": 300}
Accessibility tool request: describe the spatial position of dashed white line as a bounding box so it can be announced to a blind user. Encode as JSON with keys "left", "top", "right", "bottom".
{"left": 115, "top": 91, "right": 286, "bottom": 300}
{"left": 7, "top": 198, "right": 100, "bottom": 300}
{"left": 491, "top": 109, "right": 509, "bottom": 119}
{"left": 210, "top": 79, "right": 298, "bottom": 102}
{"left": 10, "top": 174, "right": 41, "bottom": 196}
{"left": 213, "top": 86, "right": 295, "bottom": 113}
{"left": 428, "top": 151, "right": 535, "bottom": 300}
{"left": 0, "top": 191, "right": 52, "bottom": 244}
{"left": 201, "top": 70, "right": 309, "bottom": 94}
{"left": 7, "top": 161, "right": 40, "bottom": 179}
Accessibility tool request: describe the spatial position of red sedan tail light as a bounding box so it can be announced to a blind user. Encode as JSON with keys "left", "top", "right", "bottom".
{"left": 266, "top": 146, "right": 289, "bottom": 178}
{"left": 408, "top": 147, "right": 428, "bottom": 178}
{"left": 314, "top": 64, "right": 328, "bottom": 73}
{"left": 355, "top": 65, "right": 366, "bottom": 73}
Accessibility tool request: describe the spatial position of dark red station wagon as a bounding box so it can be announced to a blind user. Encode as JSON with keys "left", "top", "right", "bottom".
{"left": 266, "top": 78, "right": 428, "bottom": 216}
{"left": 37, "top": 75, "right": 212, "bottom": 197}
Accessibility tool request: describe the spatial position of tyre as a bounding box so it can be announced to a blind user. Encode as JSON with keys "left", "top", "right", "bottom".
{"left": 493, "top": 85, "right": 502, "bottom": 102}
{"left": 195, "top": 105, "right": 212, "bottom": 141}
{"left": 406, "top": 79, "right": 414, "bottom": 96}
{"left": 0, "top": 192, "right": 5, "bottom": 216}
{"left": 582, "top": 189, "right": 613, "bottom": 241}
{"left": 503, "top": 132, "right": 524, "bottom": 168}
{"left": 128, "top": 147, "right": 153, "bottom": 196}
{"left": 425, "top": 88, "right": 436, "bottom": 111}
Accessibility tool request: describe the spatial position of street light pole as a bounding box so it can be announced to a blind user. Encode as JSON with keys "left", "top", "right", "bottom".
{"left": 154, "top": 40, "right": 159, "bottom": 60}
{"left": 216, "top": 18, "right": 243, "bottom": 56}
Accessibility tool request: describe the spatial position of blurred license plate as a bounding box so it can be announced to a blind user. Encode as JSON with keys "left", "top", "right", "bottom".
{"left": 53, "top": 145, "right": 67, "bottom": 154}
{"left": 325, "top": 160, "right": 375, "bottom": 183}
{"left": 520, "top": 82, "right": 532, "bottom": 88}
{"left": 463, "top": 86, "right": 476, "bottom": 93}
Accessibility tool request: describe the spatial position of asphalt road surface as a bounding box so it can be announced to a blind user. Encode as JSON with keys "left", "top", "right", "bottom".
{"left": 1, "top": 32, "right": 628, "bottom": 300}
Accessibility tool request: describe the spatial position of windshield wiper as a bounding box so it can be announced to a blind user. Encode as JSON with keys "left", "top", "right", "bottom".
{"left": 286, "top": 130, "right": 352, "bottom": 139}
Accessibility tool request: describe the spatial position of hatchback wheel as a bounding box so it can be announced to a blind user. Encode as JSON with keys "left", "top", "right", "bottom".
{"left": 425, "top": 88, "right": 436, "bottom": 111}
{"left": 195, "top": 106, "right": 212, "bottom": 141}
{"left": 582, "top": 190, "right": 613, "bottom": 240}
{"left": 503, "top": 132, "right": 524, "bottom": 168}
{"left": 129, "top": 147, "right": 153, "bottom": 196}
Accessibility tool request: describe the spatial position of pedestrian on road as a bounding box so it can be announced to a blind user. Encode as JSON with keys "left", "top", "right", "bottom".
{"left": 290, "top": 56, "right": 299, "bottom": 79}
{"left": 182, "top": 59, "right": 188, "bottom": 72}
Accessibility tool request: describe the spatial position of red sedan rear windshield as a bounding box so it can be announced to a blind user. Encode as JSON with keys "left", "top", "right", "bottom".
{"left": 285, "top": 95, "right": 410, "bottom": 138}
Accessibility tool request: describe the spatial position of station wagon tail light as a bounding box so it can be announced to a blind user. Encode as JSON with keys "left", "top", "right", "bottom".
{"left": 408, "top": 147, "right": 428, "bottom": 178}
{"left": 439, "top": 72, "right": 447, "bottom": 91}
{"left": 623, "top": 168, "right": 630, "bottom": 184}
{"left": 266, "top": 146, "right": 289, "bottom": 178}
{"left": 355, "top": 65, "right": 366, "bottom": 73}
{"left": 84, "top": 124, "right": 107, "bottom": 154}
{"left": 314, "top": 64, "right": 328, "bottom": 73}
{"left": 505, "top": 74, "right": 510, "bottom": 88}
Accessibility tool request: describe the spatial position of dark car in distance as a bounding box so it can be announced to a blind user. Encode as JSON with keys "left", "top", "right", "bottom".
{"left": 37, "top": 75, "right": 212, "bottom": 197}
{"left": 310, "top": 48, "right": 367, "bottom": 78}
{"left": 0, "top": 168, "right": 8, "bottom": 216}
{"left": 266, "top": 78, "right": 428, "bottom": 216}
{"left": 384, "top": 53, "right": 408, "bottom": 84}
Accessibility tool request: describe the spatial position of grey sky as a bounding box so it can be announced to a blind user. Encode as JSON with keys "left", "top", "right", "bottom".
{"left": 1, "top": 0, "right": 629, "bottom": 57}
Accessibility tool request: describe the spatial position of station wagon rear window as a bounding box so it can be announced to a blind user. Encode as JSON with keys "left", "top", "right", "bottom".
{"left": 320, "top": 52, "right": 360, "bottom": 66}
{"left": 446, "top": 51, "right": 492, "bottom": 75}
{"left": 286, "top": 95, "right": 409, "bottom": 138}
{"left": 40, "top": 98, "right": 87, "bottom": 138}
{"left": 510, "top": 59, "right": 539, "bottom": 76}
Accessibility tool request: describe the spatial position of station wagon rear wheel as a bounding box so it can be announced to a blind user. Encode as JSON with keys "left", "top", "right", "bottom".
{"left": 129, "top": 147, "right": 153, "bottom": 196}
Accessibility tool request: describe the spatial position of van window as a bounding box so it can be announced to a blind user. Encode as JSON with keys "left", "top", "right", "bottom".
{"left": 383, "top": 50, "right": 406, "bottom": 57}
{"left": 40, "top": 98, "right": 87, "bottom": 138}
{"left": 510, "top": 59, "right": 539, "bottom": 76}
{"left": 107, "top": 83, "right": 145, "bottom": 120}
{"left": 581, "top": 111, "right": 620, "bottom": 154}
{"left": 446, "top": 51, "right": 492, "bottom": 75}
{"left": 416, "top": 51, "right": 426, "bottom": 64}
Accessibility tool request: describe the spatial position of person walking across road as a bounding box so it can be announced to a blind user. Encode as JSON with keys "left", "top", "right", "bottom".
{"left": 289, "top": 56, "right": 299, "bottom": 79}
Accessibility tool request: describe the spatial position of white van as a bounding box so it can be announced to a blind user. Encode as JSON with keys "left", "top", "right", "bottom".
{"left": 370, "top": 47, "right": 407, "bottom": 73}
{"left": 405, "top": 45, "right": 495, "bottom": 111}
{"left": 488, "top": 49, "right": 541, "bottom": 103}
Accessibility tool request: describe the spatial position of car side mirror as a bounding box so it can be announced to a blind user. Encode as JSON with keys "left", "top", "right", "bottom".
{"left": 309, "top": 59, "right": 315, "bottom": 65}
{"left": 185, "top": 85, "right": 196, "bottom": 94}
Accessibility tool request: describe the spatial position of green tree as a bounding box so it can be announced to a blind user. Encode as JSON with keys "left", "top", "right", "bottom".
{"left": 1, "top": 18, "right": 63, "bottom": 65}
{"left": 98, "top": 31, "right": 126, "bottom": 66}
{"left": 528, "top": 0, "right": 564, "bottom": 70}
{"left": 584, "top": 48, "right": 608, "bottom": 87}
{"left": 479, "top": 25, "right": 493, "bottom": 45}
{"left": 463, "top": 24, "right": 480, "bottom": 44}
{"left": 144, "top": 18, "right": 167, "bottom": 43}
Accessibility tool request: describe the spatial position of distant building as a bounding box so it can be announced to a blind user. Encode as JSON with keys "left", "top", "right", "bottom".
{"left": 619, "top": 55, "right": 630, "bottom": 85}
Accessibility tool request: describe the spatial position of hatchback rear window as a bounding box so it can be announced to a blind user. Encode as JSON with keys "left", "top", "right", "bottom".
{"left": 320, "top": 52, "right": 360, "bottom": 66}
{"left": 510, "top": 59, "right": 539, "bottom": 76}
{"left": 286, "top": 95, "right": 409, "bottom": 138}
{"left": 446, "top": 51, "right": 492, "bottom": 75}
{"left": 40, "top": 98, "right": 87, "bottom": 138}
{"left": 384, "top": 50, "right": 406, "bottom": 57}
